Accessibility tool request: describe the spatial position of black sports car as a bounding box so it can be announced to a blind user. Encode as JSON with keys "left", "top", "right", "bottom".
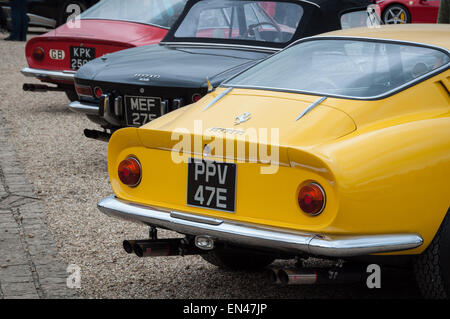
{"left": 0, "top": 0, "right": 99, "bottom": 29}
{"left": 71, "top": 0, "right": 376, "bottom": 141}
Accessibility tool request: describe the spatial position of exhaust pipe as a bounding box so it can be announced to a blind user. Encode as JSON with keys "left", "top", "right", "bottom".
{"left": 127, "top": 238, "right": 202, "bottom": 258}
{"left": 267, "top": 268, "right": 282, "bottom": 284}
{"left": 84, "top": 129, "right": 111, "bottom": 142}
{"left": 277, "top": 267, "right": 365, "bottom": 285}
{"left": 133, "top": 239, "right": 181, "bottom": 257}
{"left": 278, "top": 269, "right": 319, "bottom": 285}
{"left": 122, "top": 240, "right": 152, "bottom": 254}
{"left": 23, "top": 83, "right": 63, "bottom": 92}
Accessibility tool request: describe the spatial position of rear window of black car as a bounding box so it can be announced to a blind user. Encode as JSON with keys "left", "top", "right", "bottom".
{"left": 174, "top": 0, "right": 303, "bottom": 44}
{"left": 224, "top": 38, "right": 450, "bottom": 99}
{"left": 80, "top": 0, "right": 187, "bottom": 28}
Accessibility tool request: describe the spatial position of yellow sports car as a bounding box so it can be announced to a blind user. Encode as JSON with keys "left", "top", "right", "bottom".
{"left": 98, "top": 24, "right": 450, "bottom": 298}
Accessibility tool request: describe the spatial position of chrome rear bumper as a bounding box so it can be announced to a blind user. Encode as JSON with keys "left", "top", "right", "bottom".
{"left": 68, "top": 101, "right": 99, "bottom": 115}
{"left": 98, "top": 196, "right": 423, "bottom": 257}
{"left": 21, "top": 67, "right": 76, "bottom": 82}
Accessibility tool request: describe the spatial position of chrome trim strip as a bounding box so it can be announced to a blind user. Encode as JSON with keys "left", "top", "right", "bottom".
{"left": 299, "top": 0, "right": 320, "bottom": 8}
{"left": 160, "top": 42, "right": 280, "bottom": 53}
{"left": 203, "top": 87, "right": 233, "bottom": 111}
{"left": 295, "top": 96, "right": 326, "bottom": 121}
{"left": 21, "top": 67, "right": 76, "bottom": 81}
{"left": 97, "top": 196, "right": 424, "bottom": 257}
{"left": 68, "top": 101, "right": 99, "bottom": 115}
{"left": 170, "top": 212, "right": 223, "bottom": 226}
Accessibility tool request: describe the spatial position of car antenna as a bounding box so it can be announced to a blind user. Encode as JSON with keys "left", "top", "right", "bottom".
{"left": 206, "top": 77, "right": 213, "bottom": 93}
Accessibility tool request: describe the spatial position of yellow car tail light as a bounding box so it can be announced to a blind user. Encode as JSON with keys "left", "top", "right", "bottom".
{"left": 298, "top": 183, "right": 325, "bottom": 216}
{"left": 118, "top": 157, "right": 141, "bottom": 187}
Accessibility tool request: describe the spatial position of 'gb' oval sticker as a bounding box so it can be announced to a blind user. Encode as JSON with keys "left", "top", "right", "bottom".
{"left": 49, "top": 49, "right": 65, "bottom": 60}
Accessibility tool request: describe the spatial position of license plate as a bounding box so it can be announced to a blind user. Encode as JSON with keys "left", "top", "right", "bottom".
{"left": 187, "top": 158, "right": 236, "bottom": 212}
{"left": 125, "top": 95, "right": 162, "bottom": 126}
{"left": 70, "top": 46, "right": 96, "bottom": 70}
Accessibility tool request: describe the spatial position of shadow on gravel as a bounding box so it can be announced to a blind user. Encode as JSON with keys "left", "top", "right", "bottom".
{"left": 76, "top": 150, "right": 108, "bottom": 170}
{"left": 184, "top": 264, "right": 422, "bottom": 299}
{"left": 37, "top": 104, "right": 73, "bottom": 114}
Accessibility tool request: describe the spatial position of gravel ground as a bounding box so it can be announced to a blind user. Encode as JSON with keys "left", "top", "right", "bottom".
{"left": 0, "top": 30, "right": 422, "bottom": 299}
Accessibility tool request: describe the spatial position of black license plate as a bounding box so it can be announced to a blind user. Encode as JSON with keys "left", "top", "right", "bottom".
{"left": 125, "top": 95, "right": 162, "bottom": 126}
{"left": 70, "top": 46, "right": 96, "bottom": 70}
{"left": 187, "top": 158, "right": 236, "bottom": 212}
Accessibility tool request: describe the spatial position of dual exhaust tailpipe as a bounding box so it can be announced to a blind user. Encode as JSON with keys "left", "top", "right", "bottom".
{"left": 123, "top": 238, "right": 202, "bottom": 258}
{"left": 268, "top": 267, "right": 365, "bottom": 285}
{"left": 23, "top": 83, "right": 64, "bottom": 92}
{"left": 84, "top": 129, "right": 111, "bottom": 142}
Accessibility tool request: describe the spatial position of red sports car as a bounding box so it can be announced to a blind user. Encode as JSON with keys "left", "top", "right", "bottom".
{"left": 377, "top": 0, "right": 440, "bottom": 24}
{"left": 21, "top": 0, "right": 187, "bottom": 101}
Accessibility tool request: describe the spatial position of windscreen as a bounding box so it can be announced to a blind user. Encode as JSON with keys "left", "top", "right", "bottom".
{"left": 174, "top": 0, "right": 303, "bottom": 44}
{"left": 81, "top": 0, "right": 187, "bottom": 28}
{"left": 225, "top": 39, "right": 450, "bottom": 99}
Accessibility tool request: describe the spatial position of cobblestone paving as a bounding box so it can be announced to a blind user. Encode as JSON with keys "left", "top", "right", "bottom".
{"left": 0, "top": 112, "right": 78, "bottom": 299}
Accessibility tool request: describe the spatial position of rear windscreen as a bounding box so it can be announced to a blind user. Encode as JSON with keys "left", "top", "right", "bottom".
{"left": 174, "top": 0, "right": 303, "bottom": 44}
{"left": 225, "top": 39, "right": 450, "bottom": 99}
{"left": 81, "top": 0, "right": 187, "bottom": 28}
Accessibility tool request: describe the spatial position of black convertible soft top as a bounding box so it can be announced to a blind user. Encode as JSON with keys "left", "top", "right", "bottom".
{"left": 161, "top": 0, "right": 375, "bottom": 49}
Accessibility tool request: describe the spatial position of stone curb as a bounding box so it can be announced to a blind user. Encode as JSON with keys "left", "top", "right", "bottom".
{"left": 0, "top": 112, "right": 79, "bottom": 299}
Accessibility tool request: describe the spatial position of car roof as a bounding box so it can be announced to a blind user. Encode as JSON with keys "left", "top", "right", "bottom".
{"left": 318, "top": 24, "right": 450, "bottom": 51}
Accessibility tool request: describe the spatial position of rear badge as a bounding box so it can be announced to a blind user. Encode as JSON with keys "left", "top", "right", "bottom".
{"left": 234, "top": 112, "right": 251, "bottom": 126}
{"left": 203, "top": 144, "right": 212, "bottom": 157}
{"left": 135, "top": 74, "right": 161, "bottom": 82}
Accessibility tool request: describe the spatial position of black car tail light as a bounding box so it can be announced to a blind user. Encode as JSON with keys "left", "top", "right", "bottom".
{"left": 94, "top": 87, "right": 103, "bottom": 98}
{"left": 192, "top": 93, "right": 202, "bottom": 102}
{"left": 75, "top": 83, "right": 93, "bottom": 98}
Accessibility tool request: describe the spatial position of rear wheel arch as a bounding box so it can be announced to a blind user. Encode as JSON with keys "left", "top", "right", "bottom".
{"left": 319, "top": 118, "right": 450, "bottom": 238}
